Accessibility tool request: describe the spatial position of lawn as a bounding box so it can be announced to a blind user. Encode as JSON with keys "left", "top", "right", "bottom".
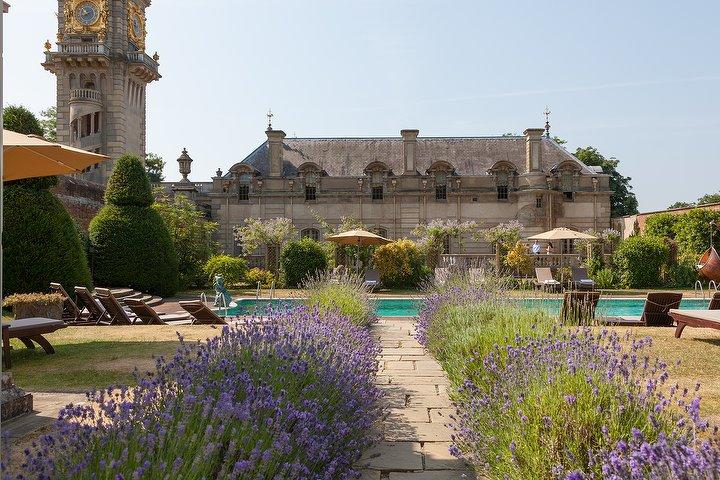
{"left": 7, "top": 326, "right": 219, "bottom": 392}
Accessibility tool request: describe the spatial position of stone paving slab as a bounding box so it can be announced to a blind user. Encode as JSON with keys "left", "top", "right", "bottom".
{"left": 359, "top": 441, "right": 424, "bottom": 470}
{"left": 429, "top": 408, "right": 455, "bottom": 424}
{"left": 423, "top": 442, "right": 469, "bottom": 470}
{"left": 388, "top": 471, "right": 476, "bottom": 479}
{"left": 387, "top": 407, "right": 430, "bottom": 423}
{"left": 384, "top": 422, "right": 453, "bottom": 442}
{"left": 3, "top": 392, "right": 87, "bottom": 439}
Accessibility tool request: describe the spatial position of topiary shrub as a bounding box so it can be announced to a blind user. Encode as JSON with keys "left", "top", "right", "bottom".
{"left": 372, "top": 239, "right": 429, "bottom": 288}
{"left": 3, "top": 180, "right": 92, "bottom": 297}
{"left": 245, "top": 267, "right": 275, "bottom": 288}
{"left": 89, "top": 155, "right": 178, "bottom": 296}
{"left": 612, "top": 236, "right": 669, "bottom": 288}
{"left": 203, "top": 255, "right": 248, "bottom": 286}
{"left": 280, "top": 238, "right": 329, "bottom": 287}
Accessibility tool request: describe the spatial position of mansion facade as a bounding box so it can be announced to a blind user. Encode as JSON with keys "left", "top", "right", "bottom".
{"left": 163, "top": 126, "right": 612, "bottom": 256}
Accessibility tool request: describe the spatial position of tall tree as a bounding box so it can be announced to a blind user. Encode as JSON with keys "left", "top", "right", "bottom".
{"left": 39, "top": 106, "right": 57, "bottom": 141}
{"left": 144, "top": 152, "right": 165, "bottom": 183}
{"left": 697, "top": 192, "right": 720, "bottom": 205}
{"left": 574, "top": 146, "right": 638, "bottom": 217}
{"left": 3, "top": 104, "right": 43, "bottom": 136}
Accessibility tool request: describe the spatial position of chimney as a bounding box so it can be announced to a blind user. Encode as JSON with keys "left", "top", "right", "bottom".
{"left": 401, "top": 129, "right": 419, "bottom": 175}
{"left": 524, "top": 128, "right": 545, "bottom": 172}
{"left": 266, "top": 128, "right": 286, "bottom": 177}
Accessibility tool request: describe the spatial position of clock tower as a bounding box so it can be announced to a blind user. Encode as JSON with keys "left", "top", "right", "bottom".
{"left": 43, "top": 0, "right": 160, "bottom": 185}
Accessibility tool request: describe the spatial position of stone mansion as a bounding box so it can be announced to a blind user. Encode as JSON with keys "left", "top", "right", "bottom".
{"left": 163, "top": 126, "right": 612, "bottom": 256}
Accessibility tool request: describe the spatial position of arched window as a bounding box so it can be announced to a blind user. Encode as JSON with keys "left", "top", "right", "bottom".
{"left": 426, "top": 161, "right": 455, "bottom": 202}
{"left": 550, "top": 161, "right": 582, "bottom": 202}
{"left": 301, "top": 228, "right": 320, "bottom": 241}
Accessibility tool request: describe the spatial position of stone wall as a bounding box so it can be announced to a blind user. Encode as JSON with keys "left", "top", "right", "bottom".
{"left": 52, "top": 175, "right": 105, "bottom": 230}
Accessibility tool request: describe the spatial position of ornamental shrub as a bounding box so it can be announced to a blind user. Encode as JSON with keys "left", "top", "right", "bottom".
{"left": 593, "top": 267, "right": 615, "bottom": 289}
{"left": 203, "top": 254, "right": 248, "bottom": 286}
{"left": 89, "top": 155, "right": 178, "bottom": 296}
{"left": 153, "top": 191, "right": 218, "bottom": 289}
{"left": 612, "top": 236, "right": 669, "bottom": 288}
{"left": 8, "top": 307, "right": 382, "bottom": 479}
{"left": 304, "top": 271, "right": 375, "bottom": 326}
{"left": 2, "top": 180, "right": 92, "bottom": 296}
{"left": 280, "top": 238, "right": 329, "bottom": 287}
{"left": 372, "top": 239, "right": 429, "bottom": 288}
{"left": 246, "top": 267, "right": 275, "bottom": 287}
{"left": 644, "top": 212, "right": 678, "bottom": 239}
{"left": 504, "top": 241, "right": 533, "bottom": 276}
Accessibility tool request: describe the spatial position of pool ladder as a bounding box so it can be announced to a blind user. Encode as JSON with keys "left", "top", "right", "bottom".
{"left": 695, "top": 280, "right": 706, "bottom": 300}
{"left": 200, "top": 291, "right": 229, "bottom": 316}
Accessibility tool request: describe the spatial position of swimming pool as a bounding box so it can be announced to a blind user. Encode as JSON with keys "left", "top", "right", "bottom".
{"left": 226, "top": 297, "right": 711, "bottom": 318}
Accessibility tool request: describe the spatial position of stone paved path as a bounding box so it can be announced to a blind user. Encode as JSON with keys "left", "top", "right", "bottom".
{"left": 358, "top": 317, "right": 475, "bottom": 479}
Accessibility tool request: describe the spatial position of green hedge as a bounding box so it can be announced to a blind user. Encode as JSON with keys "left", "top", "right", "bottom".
{"left": 89, "top": 155, "right": 178, "bottom": 296}
{"left": 612, "top": 236, "right": 669, "bottom": 288}
{"left": 280, "top": 238, "right": 329, "bottom": 287}
{"left": 3, "top": 182, "right": 92, "bottom": 296}
{"left": 203, "top": 255, "right": 248, "bottom": 286}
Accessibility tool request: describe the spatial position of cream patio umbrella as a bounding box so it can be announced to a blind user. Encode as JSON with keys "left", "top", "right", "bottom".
{"left": 325, "top": 229, "right": 391, "bottom": 272}
{"left": 527, "top": 227, "right": 597, "bottom": 285}
{"left": 3, "top": 129, "right": 108, "bottom": 180}
{"left": 325, "top": 229, "right": 392, "bottom": 246}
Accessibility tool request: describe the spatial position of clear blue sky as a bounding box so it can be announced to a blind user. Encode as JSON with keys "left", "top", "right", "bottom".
{"left": 4, "top": 0, "right": 719, "bottom": 212}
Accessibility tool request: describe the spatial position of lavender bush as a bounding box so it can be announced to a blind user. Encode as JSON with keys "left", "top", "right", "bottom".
{"left": 450, "top": 327, "right": 717, "bottom": 479}
{"left": 5, "top": 306, "right": 381, "bottom": 479}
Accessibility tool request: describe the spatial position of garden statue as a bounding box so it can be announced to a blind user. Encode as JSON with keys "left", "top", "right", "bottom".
{"left": 213, "top": 274, "right": 233, "bottom": 307}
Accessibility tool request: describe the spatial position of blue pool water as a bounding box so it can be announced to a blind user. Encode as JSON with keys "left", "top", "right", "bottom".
{"left": 226, "top": 297, "right": 710, "bottom": 318}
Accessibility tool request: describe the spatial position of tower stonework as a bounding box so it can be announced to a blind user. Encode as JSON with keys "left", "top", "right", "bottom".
{"left": 43, "top": 0, "right": 160, "bottom": 185}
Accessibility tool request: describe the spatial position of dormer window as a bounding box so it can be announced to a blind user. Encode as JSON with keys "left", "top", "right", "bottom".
{"left": 435, "top": 184, "right": 447, "bottom": 200}
{"left": 238, "top": 184, "right": 249, "bottom": 201}
{"left": 426, "top": 161, "right": 455, "bottom": 203}
{"left": 488, "top": 161, "right": 517, "bottom": 202}
{"left": 305, "top": 185, "right": 317, "bottom": 201}
{"left": 372, "top": 186, "right": 384, "bottom": 200}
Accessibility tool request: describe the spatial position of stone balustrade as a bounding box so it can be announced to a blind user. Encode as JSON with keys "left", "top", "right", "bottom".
{"left": 69, "top": 88, "right": 102, "bottom": 103}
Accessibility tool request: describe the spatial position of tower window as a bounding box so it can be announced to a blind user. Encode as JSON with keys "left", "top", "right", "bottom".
{"left": 435, "top": 185, "right": 447, "bottom": 200}
{"left": 305, "top": 185, "right": 316, "bottom": 201}
{"left": 372, "top": 186, "right": 384, "bottom": 200}
{"left": 238, "top": 184, "right": 250, "bottom": 201}
{"left": 536, "top": 196, "right": 543, "bottom": 208}
{"left": 497, "top": 185, "right": 508, "bottom": 200}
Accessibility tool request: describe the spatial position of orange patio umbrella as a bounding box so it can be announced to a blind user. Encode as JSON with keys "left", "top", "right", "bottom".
{"left": 3, "top": 129, "right": 108, "bottom": 181}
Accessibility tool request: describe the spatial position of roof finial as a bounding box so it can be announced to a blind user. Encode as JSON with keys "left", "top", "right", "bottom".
{"left": 266, "top": 108, "right": 274, "bottom": 131}
{"left": 543, "top": 105, "right": 551, "bottom": 138}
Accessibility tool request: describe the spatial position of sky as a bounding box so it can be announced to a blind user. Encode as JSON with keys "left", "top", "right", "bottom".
{"left": 4, "top": 0, "right": 720, "bottom": 212}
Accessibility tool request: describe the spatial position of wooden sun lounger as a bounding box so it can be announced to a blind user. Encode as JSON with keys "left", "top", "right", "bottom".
{"left": 94, "top": 288, "right": 139, "bottom": 325}
{"left": 670, "top": 309, "right": 720, "bottom": 338}
{"left": 49, "top": 282, "right": 89, "bottom": 324}
{"left": 125, "top": 299, "right": 192, "bottom": 325}
{"left": 614, "top": 292, "right": 683, "bottom": 327}
{"left": 2, "top": 317, "right": 66, "bottom": 369}
{"left": 178, "top": 301, "right": 228, "bottom": 325}
{"left": 74, "top": 286, "right": 112, "bottom": 324}
{"left": 535, "top": 267, "right": 561, "bottom": 292}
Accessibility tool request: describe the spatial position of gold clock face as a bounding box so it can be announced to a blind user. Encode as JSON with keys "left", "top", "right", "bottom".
{"left": 127, "top": 2, "right": 145, "bottom": 49}
{"left": 76, "top": 1, "right": 99, "bottom": 26}
{"left": 131, "top": 13, "right": 142, "bottom": 38}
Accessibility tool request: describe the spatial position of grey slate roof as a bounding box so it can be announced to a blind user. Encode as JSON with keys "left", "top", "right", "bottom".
{"left": 230, "top": 135, "right": 594, "bottom": 177}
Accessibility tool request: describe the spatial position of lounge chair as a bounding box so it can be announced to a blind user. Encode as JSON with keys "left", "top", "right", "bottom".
{"left": 535, "top": 268, "right": 561, "bottom": 292}
{"left": 2, "top": 317, "right": 66, "bottom": 369}
{"left": 670, "top": 309, "right": 720, "bottom": 338}
{"left": 178, "top": 300, "right": 229, "bottom": 325}
{"left": 614, "top": 292, "right": 683, "bottom": 327}
{"left": 50, "top": 282, "right": 89, "bottom": 324}
{"left": 125, "top": 299, "right": 193, "bottom": 325}
{"left": 94, "top": 288, "right": 139, "bottom": 325}
{"left": 571, "top": 267, "right": 596, "bottom": 291}
{"left": 710, "top": 291, "right": 720, "bottom": 310}
{"left": 560, "top": 291, "right": 601, "bottom": 325}
{"left": 364, "top": 269, "right": 380, "bottom": 291}
{"left": 74, "top": 286, "right": 112, "bottom": 324}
